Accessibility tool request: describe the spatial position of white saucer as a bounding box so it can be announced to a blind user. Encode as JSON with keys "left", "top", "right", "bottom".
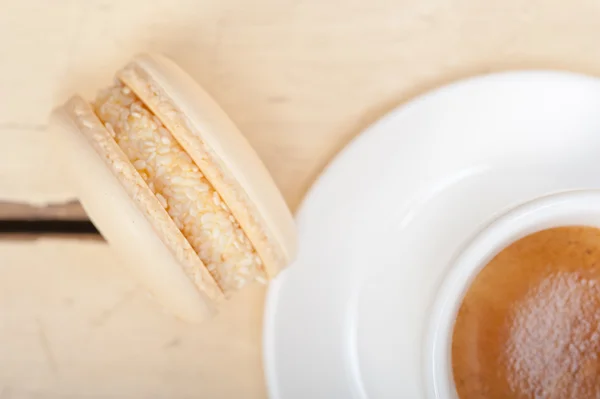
{"left": 263, "top": 71, "right": 600, "bottom": 398}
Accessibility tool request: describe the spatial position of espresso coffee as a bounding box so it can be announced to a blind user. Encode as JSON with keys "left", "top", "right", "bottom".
{"left": 452, "top": 226, "right": 600, "bottom": 399}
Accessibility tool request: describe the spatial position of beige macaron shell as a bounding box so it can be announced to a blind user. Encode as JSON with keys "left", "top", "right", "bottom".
{"left": 117, "top": 53, "right": 297, "bottom": 279}
{"left": 50, "top": 96, "right": 224, "bottom": 323}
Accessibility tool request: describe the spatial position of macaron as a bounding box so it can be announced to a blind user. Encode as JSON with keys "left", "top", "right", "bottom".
{"left": 50, "top": 53, "right": 297, "bottom": 322}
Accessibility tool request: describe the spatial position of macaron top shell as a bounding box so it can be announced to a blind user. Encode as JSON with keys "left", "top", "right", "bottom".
{"left": 119, "top": 54, "right": 297, "bottom": 278}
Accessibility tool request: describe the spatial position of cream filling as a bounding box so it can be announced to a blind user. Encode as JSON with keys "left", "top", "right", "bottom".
{"left": 94, "top": 83, "right": 266, "bottom": 293}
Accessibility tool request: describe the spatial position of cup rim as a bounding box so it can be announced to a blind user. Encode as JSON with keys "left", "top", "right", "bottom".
{"left": 424, "top": 189, "right": 600, "bottom": 399}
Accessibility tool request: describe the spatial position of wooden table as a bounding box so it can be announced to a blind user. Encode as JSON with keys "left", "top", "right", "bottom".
{"left": 3, "top": 0, "right": 600, "bottom": 397}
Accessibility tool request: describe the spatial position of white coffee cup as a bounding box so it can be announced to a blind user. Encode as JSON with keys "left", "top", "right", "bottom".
{"left": 424, "top": 189, "right": 600, "bottom": 398}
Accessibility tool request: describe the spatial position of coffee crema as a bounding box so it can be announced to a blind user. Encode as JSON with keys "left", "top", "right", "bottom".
{"left": 452, "top": 226, "right": 600, "bottom": 399}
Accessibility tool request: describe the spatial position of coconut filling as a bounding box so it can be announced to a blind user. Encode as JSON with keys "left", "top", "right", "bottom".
{"left": 93, "top": 82, "right": 267, "bottom": 294}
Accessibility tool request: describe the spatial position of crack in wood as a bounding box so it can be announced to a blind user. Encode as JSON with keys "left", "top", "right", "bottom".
{"left": 36, "top": 318, "right": 58, "bottom": 374}
{"left": 91, "top": 289, "right": 138, "bottom": 327}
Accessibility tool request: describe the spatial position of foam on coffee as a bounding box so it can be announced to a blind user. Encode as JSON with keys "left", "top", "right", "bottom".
{"left": 452, "top": 226, "right": 600, "bottom": 398}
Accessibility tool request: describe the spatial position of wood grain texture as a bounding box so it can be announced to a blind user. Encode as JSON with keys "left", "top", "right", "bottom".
{"left": 4, "top": 0, "right": 600, "bottom": 397}
{"left": 0, "top": 239, "right": 266, "bottom": 398}
{"left": 6, "top": 0, "right": 600, "bottom": 211}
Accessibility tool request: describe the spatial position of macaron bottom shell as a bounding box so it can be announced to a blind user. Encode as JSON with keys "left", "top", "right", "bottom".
{"left": 50, "top": 104, "right": 218, "bottom": 323}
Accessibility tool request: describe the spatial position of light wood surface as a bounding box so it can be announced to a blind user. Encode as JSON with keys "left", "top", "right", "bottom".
{"left": 0, "top": 239, "right": 266, "bottom": 399}
{"left": 4, "top": 0, "right": 600, "bottom": 397}
{"left": 0, "top": 202, "right": 86, "bottom": 220}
